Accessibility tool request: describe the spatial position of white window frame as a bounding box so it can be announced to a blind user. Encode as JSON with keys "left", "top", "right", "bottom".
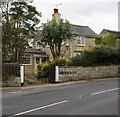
{"left": 47, "top": 43, "right": 50, "bottom": 48}
{"left": 74, "top": 52, "right": 81, "bottom": 56}
{"left": 22, "top": 55, "right": 32, "bottom": 65}
{"left": 36, "top": 40, "right": 42, "bottom": 49}
{"left": 61, "top": 41, "right": 65, "bottom": 46}
{"left": 77, "top": 36, "right": 85, "bottom": 46}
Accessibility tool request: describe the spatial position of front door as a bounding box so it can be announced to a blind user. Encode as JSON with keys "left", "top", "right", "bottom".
{"left": 35, "top": 57, "right": 41, "bottom": 73}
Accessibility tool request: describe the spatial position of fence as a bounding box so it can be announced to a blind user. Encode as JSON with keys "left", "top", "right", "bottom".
{"left": 2, "top": 63, "right": 19, "bottom": 79}
{"left": 54, "top": 66, "right": 119, "bottom": 82}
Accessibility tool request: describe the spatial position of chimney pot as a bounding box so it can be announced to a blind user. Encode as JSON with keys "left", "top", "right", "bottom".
{"left": 54, "top": 8, "right": 58, "bottom": 14}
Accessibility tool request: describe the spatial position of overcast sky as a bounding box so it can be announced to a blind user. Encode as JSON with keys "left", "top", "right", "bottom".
{"left": 31, "top": 0, "right": 119, "bottom": 34}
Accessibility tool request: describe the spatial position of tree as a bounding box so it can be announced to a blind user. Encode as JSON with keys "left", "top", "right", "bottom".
{"left": 41, "top": 18, "right": 73, "bottom": 60}
{"left": 95, "top": 34, "right": 117, "bottom": 47}
{"left": 2, "top": 1, "right": 41, "bottom": 62}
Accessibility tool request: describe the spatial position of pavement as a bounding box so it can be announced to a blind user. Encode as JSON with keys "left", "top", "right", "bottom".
{"left": 2, "top": 78, "right": 119, "bottom": 116}
{"left": 1, "top": 77, "right": 118, "bottom": 91}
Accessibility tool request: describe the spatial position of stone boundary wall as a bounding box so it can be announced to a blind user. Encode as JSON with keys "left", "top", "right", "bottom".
{"left": 58, "top": 66, "right": 119, "bottom": 82}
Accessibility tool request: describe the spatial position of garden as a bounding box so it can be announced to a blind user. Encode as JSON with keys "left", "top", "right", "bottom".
{"left": 37, "top": 45, "right": 120, "bottom": 80}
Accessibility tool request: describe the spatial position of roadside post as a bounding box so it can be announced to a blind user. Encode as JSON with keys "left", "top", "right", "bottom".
{"left": 20, "top": 65, "right": 24, "bottom": 86}
{"left": 55, "top": 66, "right": 59, "bottom": 82}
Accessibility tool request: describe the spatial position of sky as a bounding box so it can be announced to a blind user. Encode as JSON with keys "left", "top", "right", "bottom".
{"left": 30, "top": 0, "right": 119, "bottom": 34}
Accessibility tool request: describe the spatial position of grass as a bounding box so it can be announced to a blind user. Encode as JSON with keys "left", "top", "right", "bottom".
{"left": 24, "top": 75, "right": 49, "bottom": 86}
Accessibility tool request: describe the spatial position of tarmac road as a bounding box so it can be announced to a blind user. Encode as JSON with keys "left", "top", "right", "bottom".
{"left": 2, "top": 78, "right": 119, "bottom": 116}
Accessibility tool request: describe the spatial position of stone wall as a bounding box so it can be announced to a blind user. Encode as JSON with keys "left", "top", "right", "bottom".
{"left": 58, "top": 66, "right": 119, "bottom": 82}
{"left": 24, "top": 57, "right": 35, "bottom": 75}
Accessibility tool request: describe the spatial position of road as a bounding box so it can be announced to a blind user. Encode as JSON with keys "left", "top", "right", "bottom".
{"left": 2, "top": 79, "right": 119, "bottom": 116}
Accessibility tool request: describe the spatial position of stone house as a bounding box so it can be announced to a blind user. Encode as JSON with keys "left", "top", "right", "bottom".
{"left": 23, "top": 48, "right": 48, "bottom": 75}
{"left": 33, "top": 8, "right": 98, "bottom": 59}
{"left": 99, "top": 29, "right": 120, "bottom": 38}
{"left": 99, "top": 29, "right": 120, "bottom": 47}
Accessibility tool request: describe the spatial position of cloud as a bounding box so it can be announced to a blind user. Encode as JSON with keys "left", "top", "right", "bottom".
{"left": 32, "top": 0, "right": 118, "bottom": 34}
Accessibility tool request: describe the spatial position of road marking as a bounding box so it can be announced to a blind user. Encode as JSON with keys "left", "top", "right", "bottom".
{"left": 33, "top": 88, "right": 38, "bottom": 90}
{"left": 91, "top": 87, "right": 120, "bottom": 96}
{"left": 9, "top": 100, "right": 68, "bottom": 117}
{"left": 10, "top": 91, "right": 22, "bottom": 94}
{"left": 79, "top": 96, "right": 82, "bottom": 99}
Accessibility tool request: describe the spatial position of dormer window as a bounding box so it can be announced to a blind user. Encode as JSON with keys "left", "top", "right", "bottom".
{"left": 36, "top": 41, "right": 42, "bottom": 49}
{"left": 77, "top": 37, "right": 85, "bottom": 46}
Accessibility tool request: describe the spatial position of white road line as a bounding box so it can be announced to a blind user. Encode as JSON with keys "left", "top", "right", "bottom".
{"left": 10, "top": 91, "right": 22, "bottom": 94}
{"left": 91, "top": 87, "right": 120, "bottom": 96}
{"left": 79, "top": 96, "right": 82, "bottom": 99}
{"left": 9, "top": 100, "right": 68, "bottom": 117}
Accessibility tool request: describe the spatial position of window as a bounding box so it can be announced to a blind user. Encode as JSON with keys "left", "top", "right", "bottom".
{"left": 36, "top": 41, "right": 42, "bottom": 49}
{"left": 47, "top": 43, "right": 50, "bottom": 48}
{"left": 22, "top": 55, "right": 32, "bottom": 65}
{"left": 36, "top": 57, "right": 40, "bottom": 64}
{"left": 74, "top": 52, "right": 81, "bottom": 56}
{"left": 61, "top": 41, "right": 64, "bottom": 45}
{"left": 66, "top": 39, "right": 69, "bottom": 47}
{"left": 66, "top": 46, "right": 69, "bottom": 52}
{"left": 77, "top": 37, "right": 85, "bottom": 46}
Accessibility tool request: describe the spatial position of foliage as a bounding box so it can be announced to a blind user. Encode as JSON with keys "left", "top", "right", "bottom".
{"left": 37, "top": 46, "right": 119, "bottom": 79}
{"left": 69, "top": 56, "right": 82, "bottom": 66}
{"left": 117, "top": 47, "right": 120, "bottom": 62}
{"left": 95, "top": 36, "right": 102, "bottom": 45}
{"left": 37, "top": 59, "right": 68, "bottom": 79}
{"left": 82, "top": 46, "right": 118, "bottom": 66}
{"left": 2, "top": 1, "right": 41, "bottom": 62}
{"left": 41, "top": 18, "right": 73, "bottom": 60}
{"left": 37, "top": 63, "right": 50, "bottom": 79}
{"left": 95, "top": 34, "right": 117, "bottom": 47}
{"left": 50, "top": 58, "right": 68, "bottom": 66}
{"left": 69, "top": 46, "right": 118, "bottom": 66}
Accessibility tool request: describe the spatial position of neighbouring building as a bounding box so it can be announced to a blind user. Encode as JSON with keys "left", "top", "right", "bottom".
{"left": 23, "top": 48, "right": 48, "bottom": 75}
{"left": 99, "top": 29, "right": 120, "bottom": 48}
{"left": 33, "top": 8, "right": 98, "bottom": 59}
{"left": 99, "top": 29, "right": 120, "bottom": 38}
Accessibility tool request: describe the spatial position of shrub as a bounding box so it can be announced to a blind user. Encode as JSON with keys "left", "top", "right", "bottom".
{"left": 37, "top": 63, "right": 50, "bottom": 79}
{"left": 69, "top": 56, "right": 82, "bottom": 66}
{"left": 37, "top": 59, "right": 69, "bottom": 79}
{"left": 81, "top": 46, "right": 118, "bottom": 66}
{"left": 50, "top": 58, "right": 68, "bottom": 66}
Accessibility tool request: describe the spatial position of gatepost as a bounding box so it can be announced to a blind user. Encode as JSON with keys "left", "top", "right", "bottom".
{"left": 20, "top": 65, "right": 24, "bottom": 86}
{"left": 55, "top": 66, "right": 59, "bottom": 82}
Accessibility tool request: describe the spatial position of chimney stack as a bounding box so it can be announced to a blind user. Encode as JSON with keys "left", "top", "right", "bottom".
{"left": 54, "top": 8, "right": 58, "bottom": 14}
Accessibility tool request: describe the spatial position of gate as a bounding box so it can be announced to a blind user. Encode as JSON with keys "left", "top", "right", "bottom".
{"left": 48, "top": 66, "right": 55, "bottom": 83}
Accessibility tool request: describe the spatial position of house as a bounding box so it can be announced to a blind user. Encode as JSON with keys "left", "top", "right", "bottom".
{"left": 99, "top": 29, "right": 120, "bottom": 48}
{"left": 33, "top": 8, "right": 98, "bottom": 59}
{"left": 99, "top": 29, "right": 120, "bottom": 38}
{"left": 70, "top": 24, "right": 98, "bottom": 57}
{"left": 23, "top": 48, "right": 48, "bottom": 75}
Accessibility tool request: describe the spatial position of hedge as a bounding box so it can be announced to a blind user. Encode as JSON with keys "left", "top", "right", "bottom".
{"left": 37, "top": 46, "right": 119, "bottom": 78}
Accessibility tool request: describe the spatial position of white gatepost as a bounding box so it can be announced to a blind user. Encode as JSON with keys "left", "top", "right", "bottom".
{"left": 20, "top": 65, "right": 24, "bottom": 86}
{"left": 55, "top": 66, "right": 59, "bottom": 82}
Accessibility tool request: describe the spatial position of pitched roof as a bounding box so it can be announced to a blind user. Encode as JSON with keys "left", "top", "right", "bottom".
{"left": 100, "top": 29, "right": 120, "bottom": 37}
{"left": 24, "top": 48, "right": 46, "bottom": 54}
{"left": 72, "top": 24, "right": 98, "bottom": 38}
{"left": 34, "top": 24, "right": 98, "bottom": 41}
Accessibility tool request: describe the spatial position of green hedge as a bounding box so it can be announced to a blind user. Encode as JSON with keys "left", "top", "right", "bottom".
{"left": 69, "top": 46, "right": 118, "bottom": 66}
{"left": 37, "top": 46, "right": 119, "bottom": 79}
{"left": 37, "top": 59, "right": 68, "bottom": 79}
